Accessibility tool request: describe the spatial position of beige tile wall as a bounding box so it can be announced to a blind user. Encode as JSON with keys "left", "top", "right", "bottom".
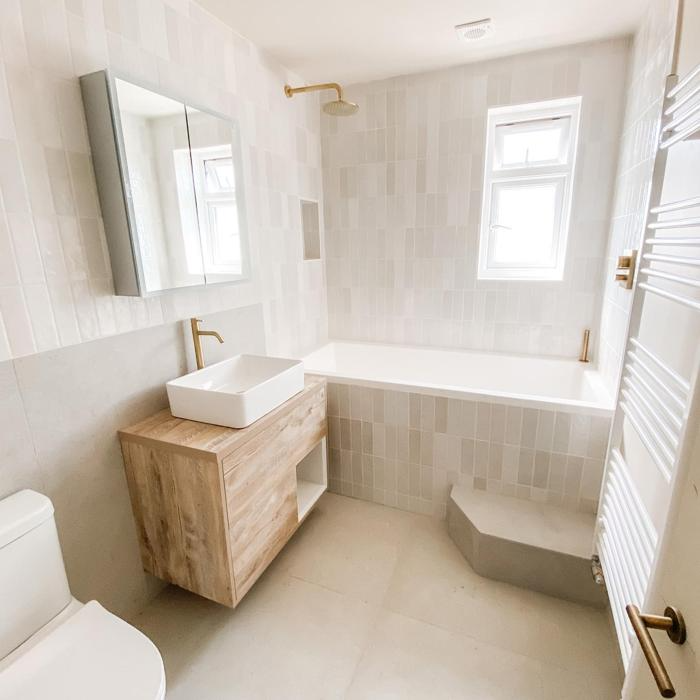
{"left": 326, "top": 381, "right": 611, "bottom": 517}
{"left": 0, "top": 0, "right": 327, "bottom": 362}
{"left": 0, "top": 303, "right": 266, "bottom": 618}
{"left": 321, "top": 38, "right": 630, "bottom": 360}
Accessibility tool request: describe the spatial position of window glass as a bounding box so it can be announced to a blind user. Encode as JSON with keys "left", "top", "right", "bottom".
{"left": 489, "top": 181, "right": 562, "bottom": 266}
{"left": 204, "top": 157, "right": 236, "bottom": 192}
{"left": 206, "top": 202, "right": 241, "bottom": 272}
{"left": 496, "top": 118, "right": 569, "bottom": 168}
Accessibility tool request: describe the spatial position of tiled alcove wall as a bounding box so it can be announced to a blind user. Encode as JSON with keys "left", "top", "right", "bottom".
{"left": 326, "top": 381, "right": 611, "bottom": 518}
{"left": 321, "top": 38, "right": 629, "bottom": 361}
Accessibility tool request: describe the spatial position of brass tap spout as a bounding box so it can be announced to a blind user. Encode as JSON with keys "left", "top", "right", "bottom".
{"left": 579, "top": 329, "right": 590, "bottom": 363}
{"left": 190, "top": 317, "right": 224, "bottom": 370}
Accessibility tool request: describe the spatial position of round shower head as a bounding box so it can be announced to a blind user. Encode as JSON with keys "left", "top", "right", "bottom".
{"left": 285, "top": 82, "right": 359, "bottom": 117}
{"left": 322, "top": 98, "right": 359, "bottom": 117}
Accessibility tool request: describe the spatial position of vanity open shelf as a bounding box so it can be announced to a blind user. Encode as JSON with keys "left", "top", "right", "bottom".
{"left": 118, "top": 377, "right": 327, "bottom": 608}
{"left": 296, "top": 439, "right": 327, "bottom": 521}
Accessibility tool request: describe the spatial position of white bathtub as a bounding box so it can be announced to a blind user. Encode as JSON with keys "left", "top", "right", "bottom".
{"left": 303, "top": 341, "right": 614, "bottom": 416}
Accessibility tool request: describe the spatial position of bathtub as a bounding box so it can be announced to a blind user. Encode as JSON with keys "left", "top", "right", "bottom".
{"left": 303, "top": 341, "right": 614, "bottom": 517}
{"left": 303, "top": 341, "right": 614, "bottom": 414}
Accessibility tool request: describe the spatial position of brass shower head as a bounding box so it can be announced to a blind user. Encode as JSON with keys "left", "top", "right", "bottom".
{"left": 284, "top": 82, "right": 359, "bottom": 117}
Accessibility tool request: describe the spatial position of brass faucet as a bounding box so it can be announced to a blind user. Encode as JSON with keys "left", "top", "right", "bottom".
{"left": 190, "top": 318, "right": 224, "bottom": 370}
{"left": 579, "top": 329, "right": 590, "bottom": 363}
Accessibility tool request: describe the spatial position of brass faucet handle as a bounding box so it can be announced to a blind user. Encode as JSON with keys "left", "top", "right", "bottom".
{"left": 615, "top": 249, "right": 637, "bottom": 289}
{"left": 617, "top": 255, "right": 633, "bottom": 268}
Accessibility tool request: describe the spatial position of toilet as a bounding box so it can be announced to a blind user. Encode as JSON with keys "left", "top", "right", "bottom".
{"left": 0, "top": 490, "right": 165, "bottom": 700}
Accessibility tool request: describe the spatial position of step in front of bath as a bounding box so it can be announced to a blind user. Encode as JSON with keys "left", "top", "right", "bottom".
{"left": 447, "top": 485, "right": 606, "bottom": 608}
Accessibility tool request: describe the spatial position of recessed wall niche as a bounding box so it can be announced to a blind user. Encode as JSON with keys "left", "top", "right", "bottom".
{"left": 300, "top": 199, "right": 321, "bottom": 260}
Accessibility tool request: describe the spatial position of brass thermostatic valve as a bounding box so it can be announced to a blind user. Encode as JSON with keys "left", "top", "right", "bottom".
{"left": 616, "top": 249, "right": 638, "bottom": 289}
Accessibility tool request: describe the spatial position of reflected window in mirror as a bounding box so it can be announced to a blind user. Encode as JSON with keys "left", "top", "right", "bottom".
{"left": 186, "top": 106, "right": 249, "bottom": 285}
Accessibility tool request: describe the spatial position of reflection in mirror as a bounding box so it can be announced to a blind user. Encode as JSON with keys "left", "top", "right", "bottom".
{"left": 185, "top": 106, "right": 248, "bottom": 284}
{"left": 116, "top": 79, "right": 205, "bottom": 293}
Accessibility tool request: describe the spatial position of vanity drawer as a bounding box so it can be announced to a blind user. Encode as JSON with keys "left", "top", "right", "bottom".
{"left": 223, "top": 384, "right": 326, "bottom": 598}
{"left": 221, "top": 383, "right": 327, "bottom": 476}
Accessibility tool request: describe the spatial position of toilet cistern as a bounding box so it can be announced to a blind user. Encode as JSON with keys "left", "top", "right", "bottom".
{"left": 190, "top": 317, "right": 224, "bottom": 370}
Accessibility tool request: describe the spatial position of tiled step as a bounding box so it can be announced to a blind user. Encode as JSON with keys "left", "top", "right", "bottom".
{"left": 447, "top": 485, "right": 606, "bottom": 608}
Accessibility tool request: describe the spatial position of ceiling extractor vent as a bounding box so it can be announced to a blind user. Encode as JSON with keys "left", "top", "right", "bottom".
{"left": 455, "top": 18, "right": 493, "bottom": 42}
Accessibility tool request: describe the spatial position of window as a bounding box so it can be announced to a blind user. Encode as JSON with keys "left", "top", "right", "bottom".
{"left": 478, "top": 97, "right": 581, "bottom": 280}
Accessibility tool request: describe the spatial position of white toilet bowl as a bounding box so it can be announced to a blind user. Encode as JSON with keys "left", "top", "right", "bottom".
{"left": 0, "top": 490, "right": 165, "bottom": 700}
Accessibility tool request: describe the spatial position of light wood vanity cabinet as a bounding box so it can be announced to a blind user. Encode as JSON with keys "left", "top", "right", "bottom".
{"left": 119, "top": 378, "right": 327, "bottom": 607}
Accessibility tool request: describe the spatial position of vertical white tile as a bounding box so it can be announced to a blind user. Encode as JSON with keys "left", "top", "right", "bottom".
{"left": 46, "top": 277, "right": 80, "bottom": 346}
{"left": 6, "top": 211, "right": 44, "bottom": 285}
{"left": 0, "top": 138, "right": 29, "bottom": 212}
{"left": 23, "top": 283, "right": 59, "bottom": 351}
{"left": 0, "top": 212, "right": 20, "bottom": 284}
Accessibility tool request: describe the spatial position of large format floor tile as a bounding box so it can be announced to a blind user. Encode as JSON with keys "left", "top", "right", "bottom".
{"left": 133, "top": 492, "right": 623, "bottom": 699}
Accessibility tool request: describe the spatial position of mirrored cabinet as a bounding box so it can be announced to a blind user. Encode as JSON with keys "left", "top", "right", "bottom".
{"left": 80, "top": 71, "right": 249, "bottom": 296}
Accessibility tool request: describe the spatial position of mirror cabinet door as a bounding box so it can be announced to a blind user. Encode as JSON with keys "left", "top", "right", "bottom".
{"left": 81, "top": 72, "right": 250, "bottom": 296}
{"left": 115, "top": 78, "right": 206, "bottom": 293}
{"left": 185, "top": 105, "right": 248, "bottom": 285}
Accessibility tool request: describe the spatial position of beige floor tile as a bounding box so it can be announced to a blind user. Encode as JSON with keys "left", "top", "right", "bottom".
{"left": 539, "top": 661, "right": 622, "bottom": 700}
{"left": 274, "top": 492, "right": 417, "bottom": 604}
{"left": 134, "top": 494, "right": 622, "bottom": 699}
{"left": 346, "top": 609, "right": 544, "bottom": 700}
{"left": 384, "top": 513, "right": 621, "bottom": 677}
{"left": 136, "top": 569, "right": 379, "bottom": 700}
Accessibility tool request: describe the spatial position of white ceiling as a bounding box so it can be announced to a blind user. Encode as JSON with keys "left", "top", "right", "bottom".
{"left": 197, "top": 0, "right": 646, "bottom": 85}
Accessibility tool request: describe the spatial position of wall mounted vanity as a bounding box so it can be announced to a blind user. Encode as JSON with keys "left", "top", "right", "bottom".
{"left": 119, "top": 378, "right": 327, "bottom": 607}
{"left": 80, "top": 71, "right": 249, "bottom": 296}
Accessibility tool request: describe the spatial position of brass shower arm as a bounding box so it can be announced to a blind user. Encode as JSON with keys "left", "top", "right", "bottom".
{"left": 284, "top": 82, "right": 344, "bottom": 101}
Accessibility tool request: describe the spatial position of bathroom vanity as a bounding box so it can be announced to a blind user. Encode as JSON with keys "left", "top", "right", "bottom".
{"left": 118, "top": 377, "right": 327, "bottom": 607}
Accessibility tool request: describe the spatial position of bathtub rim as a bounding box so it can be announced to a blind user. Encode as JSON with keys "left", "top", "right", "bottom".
{"left": 302, "top": 340, "right": 615, "bottom": 417}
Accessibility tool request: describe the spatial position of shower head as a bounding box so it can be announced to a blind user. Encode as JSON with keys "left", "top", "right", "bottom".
{"left": 284, "top": 82, "right": 359, "bottom": 117}
{"left": 322, "top": 98, "right": 359, "bottom": 117}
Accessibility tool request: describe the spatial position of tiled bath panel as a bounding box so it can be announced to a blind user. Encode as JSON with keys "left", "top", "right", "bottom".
{"left": 326, "top": 382, "right": 610, "bottom": 517}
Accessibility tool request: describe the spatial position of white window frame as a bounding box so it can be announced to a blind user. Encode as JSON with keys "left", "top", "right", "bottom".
{"left": 478, "top": 97, "right": 582, "bottom": 281}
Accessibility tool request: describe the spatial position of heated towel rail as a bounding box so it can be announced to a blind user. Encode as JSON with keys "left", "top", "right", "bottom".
{"left": 596, "top": 60, "right": 700, "bottom": 674}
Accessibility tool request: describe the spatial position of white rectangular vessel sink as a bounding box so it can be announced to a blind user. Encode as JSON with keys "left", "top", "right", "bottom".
{"left": 166, "top": 354, "right": 304, "bottom": 429}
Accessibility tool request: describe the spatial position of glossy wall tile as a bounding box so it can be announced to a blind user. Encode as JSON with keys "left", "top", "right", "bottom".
{"left": 0, "top": 0, "right": 327, "bottom": 362}
{"left": 321, "top": 38, "right": 630, "bottom": 361}
{"left": 597, "top": 0, "right": 678, "bottom": 390}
